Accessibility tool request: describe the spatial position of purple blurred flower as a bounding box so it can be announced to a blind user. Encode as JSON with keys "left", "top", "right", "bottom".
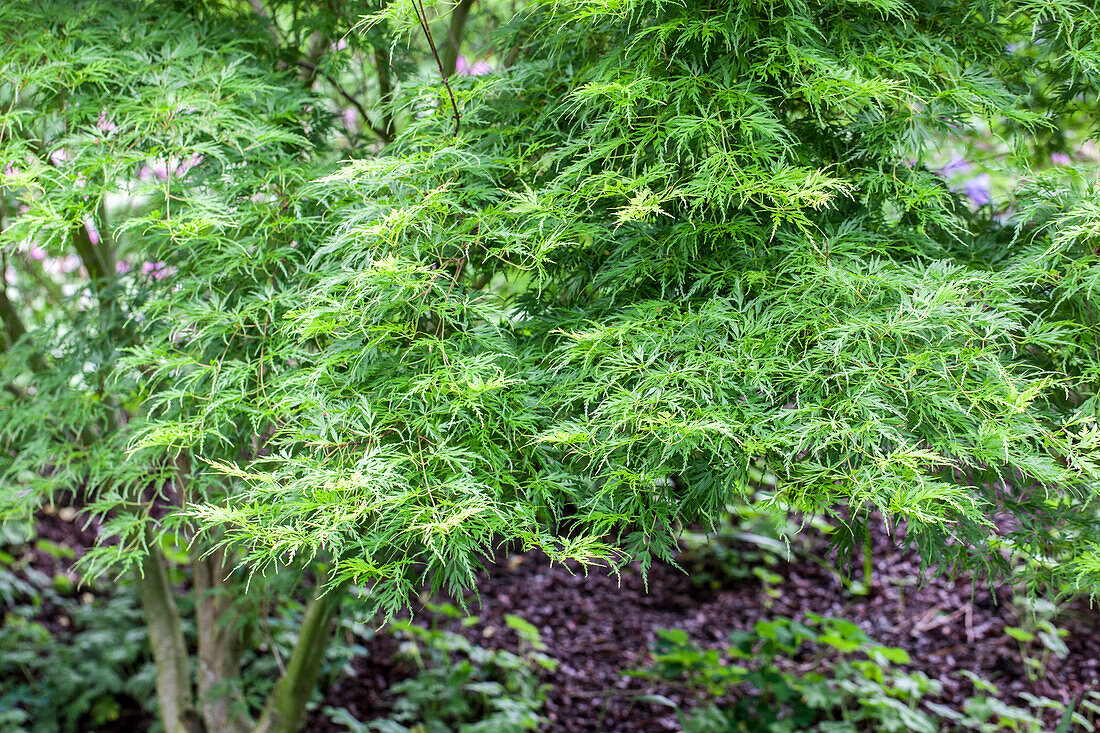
{"left": 939, "top": 156, "right": 971, "bottom": 175}
{"left": 28, "top": 245, "right": 46, "bottom": 261}
{"left": 1051, "top": 152, "right": 1071, "bottom": 166}
{"left": 116, "top": 260, "right": 131, "bottom": 274}
{"left": 455, "top": 55, "right": 491, "bottom": 76}
{"left": 964, "top": 173, "right": 992, "bottom": 206}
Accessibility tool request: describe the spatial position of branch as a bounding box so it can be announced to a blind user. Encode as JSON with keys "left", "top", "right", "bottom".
{"left": 0, "top": 275, "right": 27, "bottom": 347}
{"left": 373, "top": 44, "right": 396, "bottom": 141}
{"left": 412, "top": 0, "right": 461, "bottom": 136}
{"left": 193, "top": 538, "right": 252, "bottom": 733}
{"left": 253, "top": 574, "right": 347, "bottom": 733}
{"left": 0, "top": 220, "right": 28, "bottom": 347}
{"left": 248, "top": 0, "right": 284, "bottom": 46}
{"left": 293, "top": 59, "right": 393, "bottom": 143}
{"left": 137, "top": 531, "right": 202, "bottom": 733}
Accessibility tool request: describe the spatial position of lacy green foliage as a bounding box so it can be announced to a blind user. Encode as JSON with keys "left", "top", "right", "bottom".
{"left": 3, "top": 0, "right": 1100, "bottom": 618}
{"left": 328, "top": 605, "right": 555, "bottom": 733}
{"left": 0, "top": 0, "right": 322, "bottom": 578}
{"left": 177, "top": 0, "right": 1100, "bottom": 608}
{"left": 639, "top": 616, "right": 1074, "bottom": 732}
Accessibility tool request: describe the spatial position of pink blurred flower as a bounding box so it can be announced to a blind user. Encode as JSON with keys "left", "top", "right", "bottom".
{"left": 175, "top": 152, "right": 203, "bottom": 176}
{"left": 28, "top": 245, "right": 46, "bottom": 261}
{"left": 341, "top": 107, "right": 357, "bottom": 128}
{"left": 59, "top": 254, "right": 82, "bottom": 273}
{"left": 97, "top": 110, "right": 119, "bottom": 135}
{"left": 141, "top": 261, "right": 177, "bottom": 280}
{"left": 139, "top": 155, "right": 202, "bottom": 182}
{"left": 84, "top": 218, "right": 100, "bottom": 245}
{"left": 455, "top": 55, "right": 491, "bottom": 76}
{"left": 74, "top": 173, "right": 88, "bottom": 188}
{"left": 332, "top": 38, "right": 348, "bottom": 51}
{"left": 50, "top": 148, "right": 69, "bottom": 166}
{"left": 116, "top": 260, "right": 131, "bottom": 274}
{"left": 1051, "top": 152, "right": 1071, "bottom": 166}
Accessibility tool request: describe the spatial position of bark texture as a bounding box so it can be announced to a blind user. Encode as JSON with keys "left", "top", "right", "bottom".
{"left": 137, "top": 544, "right": 200, "bottom": 733}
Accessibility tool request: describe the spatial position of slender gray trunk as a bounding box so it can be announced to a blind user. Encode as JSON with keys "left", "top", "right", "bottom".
{"left": 194, "top": 544, "right": 253, "bottom": 733}
{"left": 137, "top": 540, "right": 200, "bottom": 733}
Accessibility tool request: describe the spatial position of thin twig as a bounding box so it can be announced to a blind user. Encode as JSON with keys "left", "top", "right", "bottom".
{"left": 412, "top": 0, "right": 461, "bottom": 136}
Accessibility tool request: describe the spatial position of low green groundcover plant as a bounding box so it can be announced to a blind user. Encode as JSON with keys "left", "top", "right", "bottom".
{"left": 636, "top": 616, "right": 1090, "bottom": 732}
{"left": 0, "top": 572, "right": 155, "bottom": 732}
{"left": 327, "top": 604, "right": 556, "bottom": 733}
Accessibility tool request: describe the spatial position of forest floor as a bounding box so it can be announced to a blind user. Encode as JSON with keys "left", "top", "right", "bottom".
{"left": 13, "top": 507, "right": 1100, "bottom": 732}
{"left": 315, "top": 520, "right": 1100, "bottom": 732}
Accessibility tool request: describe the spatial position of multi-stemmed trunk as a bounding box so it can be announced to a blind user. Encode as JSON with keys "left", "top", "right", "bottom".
{"left": 137, "top": 536, "right": 346, "bottom": 733}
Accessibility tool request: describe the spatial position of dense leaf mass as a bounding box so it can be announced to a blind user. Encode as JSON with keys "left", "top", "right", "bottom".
{"left": 2, "top": 0, "right": 1100, "bottom": 617}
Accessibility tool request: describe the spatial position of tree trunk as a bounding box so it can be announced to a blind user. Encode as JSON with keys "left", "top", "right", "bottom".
{"left": 137, "top": 540, "right": 201, "bottom": 733}
{"left": 252, "top": 579, "right": 346, "bottom": 733}
{"left": 442, "top": 0, "right": 476, "bottom": 77}
{"left": 193, "top": 543, "right": 253, "bottom": 733}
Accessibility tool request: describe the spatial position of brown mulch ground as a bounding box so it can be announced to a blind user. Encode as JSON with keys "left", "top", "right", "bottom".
{"left": 312, "top": 523, "right": 1100, "bottom": 732}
